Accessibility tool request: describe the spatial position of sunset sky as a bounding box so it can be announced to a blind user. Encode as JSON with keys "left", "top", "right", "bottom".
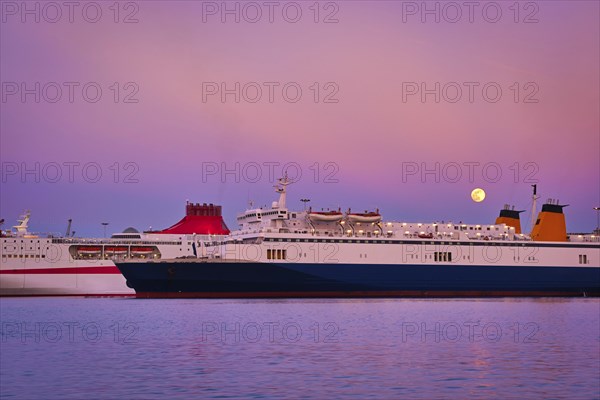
{"left": 1, "top": 1, "right": 599, "bottom": 236}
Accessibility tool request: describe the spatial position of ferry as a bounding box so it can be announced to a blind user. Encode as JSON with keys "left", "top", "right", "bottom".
{"left": 0, "top": 202, "right": 229, "bottom": 296}
{"left": 116, "top": 177, "right": 600, "bottom": 298}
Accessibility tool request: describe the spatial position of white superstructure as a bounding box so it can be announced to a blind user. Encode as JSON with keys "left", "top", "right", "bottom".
{"left": 199, "top": 177, "right": 599, "bottom": 270}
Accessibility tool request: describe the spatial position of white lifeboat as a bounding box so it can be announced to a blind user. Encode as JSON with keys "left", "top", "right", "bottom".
{"left": 105, "top": 246, "right": 128, "bottom": 255}
{"left": 77, "top": 246, "right": 102, "bottom": 255}
{"left": 131, "top": 246, "right": 154, "bottom": 255}
{"left": 308, "top": 209, "right": 343, "bottom": 222}
{"left": 347, "top": 209, "right": 382, "bottom": 223}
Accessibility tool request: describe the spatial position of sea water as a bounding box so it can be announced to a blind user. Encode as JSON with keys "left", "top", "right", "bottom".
{"left": 1, "top": 298, "right": 599, "bottom": 399}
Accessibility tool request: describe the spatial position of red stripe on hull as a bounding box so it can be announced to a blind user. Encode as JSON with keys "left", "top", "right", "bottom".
{"left": 135, "top": 290, "right": 598, "bottom": 299}
{"left": 0, "top": 266, "right": 121, "bottom": 274}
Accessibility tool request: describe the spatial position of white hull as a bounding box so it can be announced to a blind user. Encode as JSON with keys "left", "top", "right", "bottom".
{"left": 1, "top": 234, "right": 204, "bottom": 296}
{"left": 1, "top": 271, "right": 132, "bottom": 296}
{"left": 215, "top": 233, "right": 599, "bottom": 268}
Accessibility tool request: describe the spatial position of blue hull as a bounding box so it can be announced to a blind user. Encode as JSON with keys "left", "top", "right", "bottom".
{"left": 115, "top": 261, "right": 600, "bottom": 298}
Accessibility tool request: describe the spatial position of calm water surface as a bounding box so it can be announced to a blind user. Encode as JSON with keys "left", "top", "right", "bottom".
{"left": 1, "top": 298, "right": 599, "bottom": 399}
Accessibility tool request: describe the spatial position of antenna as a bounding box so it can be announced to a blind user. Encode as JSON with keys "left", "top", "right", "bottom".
{"left": 530, "top": 184, "right": 539, "bottom": 234}
{"left": 300, "top": 198, "right": 310, "bottom": 211}
{"left": 65, "top": 218, "right": 72, "bottom": 237}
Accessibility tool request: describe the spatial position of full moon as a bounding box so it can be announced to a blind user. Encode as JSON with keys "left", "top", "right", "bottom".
{"left": 471, "top": 188, "right": 486, "bottom": 202}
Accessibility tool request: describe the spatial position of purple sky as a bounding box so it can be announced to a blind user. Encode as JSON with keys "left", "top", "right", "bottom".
{"left": 1, "top": 1, "right": 599, "bottom": 236}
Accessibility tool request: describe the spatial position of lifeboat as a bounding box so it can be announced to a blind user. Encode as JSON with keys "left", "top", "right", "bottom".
{"left": 418, "top": 233, "right": 433, "bottom": 239}
{"left": 77, "top": 246, "right": 102, "bottom": 255}
{"left": 130, "top": 247, "right": 155, "bottom": 255}
{"left": 308, "top": 210, "right": 344, "bottom": 222}
{"left": 347, "top": 209, "right": 382, "bottom": 223}
{"left": 105, "top": 246, "right": 128, "bottom": 255}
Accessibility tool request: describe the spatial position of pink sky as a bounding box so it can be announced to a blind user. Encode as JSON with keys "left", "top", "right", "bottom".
{"left": 1, "top": 1, "right": 598, "bottom": 236}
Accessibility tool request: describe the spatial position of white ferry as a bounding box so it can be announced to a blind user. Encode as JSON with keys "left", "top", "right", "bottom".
{"left": 0, "top": 203, "right": 230, "bottom": 296}
{"left": 116, "top": 178, "right": 600, "bottom": 298}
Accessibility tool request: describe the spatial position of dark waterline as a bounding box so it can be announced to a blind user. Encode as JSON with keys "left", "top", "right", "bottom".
{"left": 1, "top": 298, "right": 599, "bottom": 399}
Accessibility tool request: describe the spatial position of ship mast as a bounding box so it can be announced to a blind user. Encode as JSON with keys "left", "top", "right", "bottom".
{"left": 65, "top": 218, "right": 72, "bottom": 237}
{"left": 13, "top": 210, "right": 30, "bottom": 236}
{"left": 275, "top": 174, "right": 291, "bottom": 209}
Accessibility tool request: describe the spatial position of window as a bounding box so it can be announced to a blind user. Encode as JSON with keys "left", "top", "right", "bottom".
{"left": 434, "top": 252, "right": 452, "bottom": 262}
{"left": 268, "top": 249, "right": 287, "bottom": 260}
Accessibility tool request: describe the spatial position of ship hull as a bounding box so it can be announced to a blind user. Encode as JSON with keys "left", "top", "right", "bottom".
{"left": 116, "top": 261, "right": 600, "bottom": 298}
{"left": 0, "top": 265, "right": 135, "bottom": 296}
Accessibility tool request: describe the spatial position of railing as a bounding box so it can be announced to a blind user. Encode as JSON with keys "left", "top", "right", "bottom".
{"left": 51, "top": 238, "right": 182, "bottom": 245}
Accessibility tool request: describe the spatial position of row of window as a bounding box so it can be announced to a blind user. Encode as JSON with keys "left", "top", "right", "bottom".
{"left": 418, "top": 226, "right": 500, "bottom": 231}
{"left": 262, "top": 250, "right": 588, "bottom": 265}
{"left": 3, "top": 239, "right": 45, "bottom": 243}
{"left": 240, "top": 212, "right": 262, "bottom": 219}
{"left": 262, "top": 238, "right": 513, "bottom": 246}
{"left": 3, "top": 254, "right": 46, "bottom": 258}
{"left": 434, "top": 252, "right": 453, "bottom": 262}
{"left": 266, "top": 249, "right": 287, "bottom": 260}
{"left": 53, "top": 240, "right": 182, "bottom": 245}
{"left": 406, "top": 254, "right": 471, "bottom": 261}
{"left": 262, "top": 210, "right": 287, "bottom": 216}
{"left": 2, "top": 247, "right": 44, "bottom": 250}
{"left": 264, "top": 250, "right": 463, "bottom": 262}
{"left": 258, "top": 237, "right": 598, "bottom": 249}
